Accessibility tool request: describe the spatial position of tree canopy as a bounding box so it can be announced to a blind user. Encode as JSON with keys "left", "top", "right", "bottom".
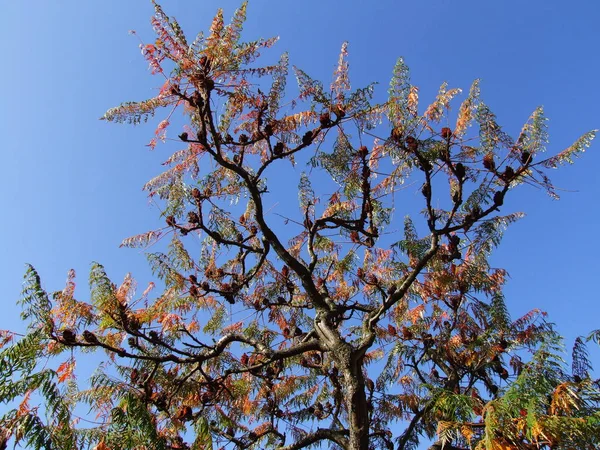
{"left": 1, "top": 3, "right": 599, "bottom": 450}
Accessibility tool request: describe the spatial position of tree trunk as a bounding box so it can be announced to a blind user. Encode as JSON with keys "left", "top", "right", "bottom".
{"left": 338, "top": 347, "right": 370, "bottom": 450}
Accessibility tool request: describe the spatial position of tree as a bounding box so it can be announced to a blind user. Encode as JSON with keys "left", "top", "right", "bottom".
{"left": 1, "top": 3, "right": 599, "bottom": 450}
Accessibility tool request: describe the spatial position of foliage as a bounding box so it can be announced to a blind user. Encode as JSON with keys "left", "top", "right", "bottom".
{"left": 1, "top": 3, "right": 599, "bottom": 450}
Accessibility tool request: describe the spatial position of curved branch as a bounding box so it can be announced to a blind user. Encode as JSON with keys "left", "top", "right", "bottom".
{"left": 359, "top": 234, "right": 440, "bottom": 354}
{"left": 276, "top": 428, "right": 349, "bottom": 450}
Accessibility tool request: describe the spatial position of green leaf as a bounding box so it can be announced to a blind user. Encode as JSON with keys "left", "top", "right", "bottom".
{"left": 542, "top": 130, "right": 596, "bottom": 168}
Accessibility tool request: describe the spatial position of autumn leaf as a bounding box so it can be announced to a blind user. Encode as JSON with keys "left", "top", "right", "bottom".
{"left": 57, "top": 358, "right": 76, "bottom": 383}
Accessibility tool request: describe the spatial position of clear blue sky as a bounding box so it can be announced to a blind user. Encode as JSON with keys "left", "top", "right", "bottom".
{"left": 1, "top": 0, "right": 599, "bottom": 418}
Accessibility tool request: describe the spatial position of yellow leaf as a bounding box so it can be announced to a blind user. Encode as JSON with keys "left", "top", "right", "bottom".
{"left": 460, "top": 424, "right": 474, "bottom": 442}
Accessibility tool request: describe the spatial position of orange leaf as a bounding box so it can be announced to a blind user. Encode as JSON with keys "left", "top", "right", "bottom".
{"left": 93, "top": 442, "right": 111, "bottom": 450}
{"left": 17, "top": 390, "right": 33, "bottom": 416}
{"left": 57, "top": 358, "right": 76, "bottom": 383}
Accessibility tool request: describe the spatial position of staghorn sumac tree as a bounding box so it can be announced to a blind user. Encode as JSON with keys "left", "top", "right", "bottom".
{"left": 1, "top": 3, "right": 600, "bottom": 450}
